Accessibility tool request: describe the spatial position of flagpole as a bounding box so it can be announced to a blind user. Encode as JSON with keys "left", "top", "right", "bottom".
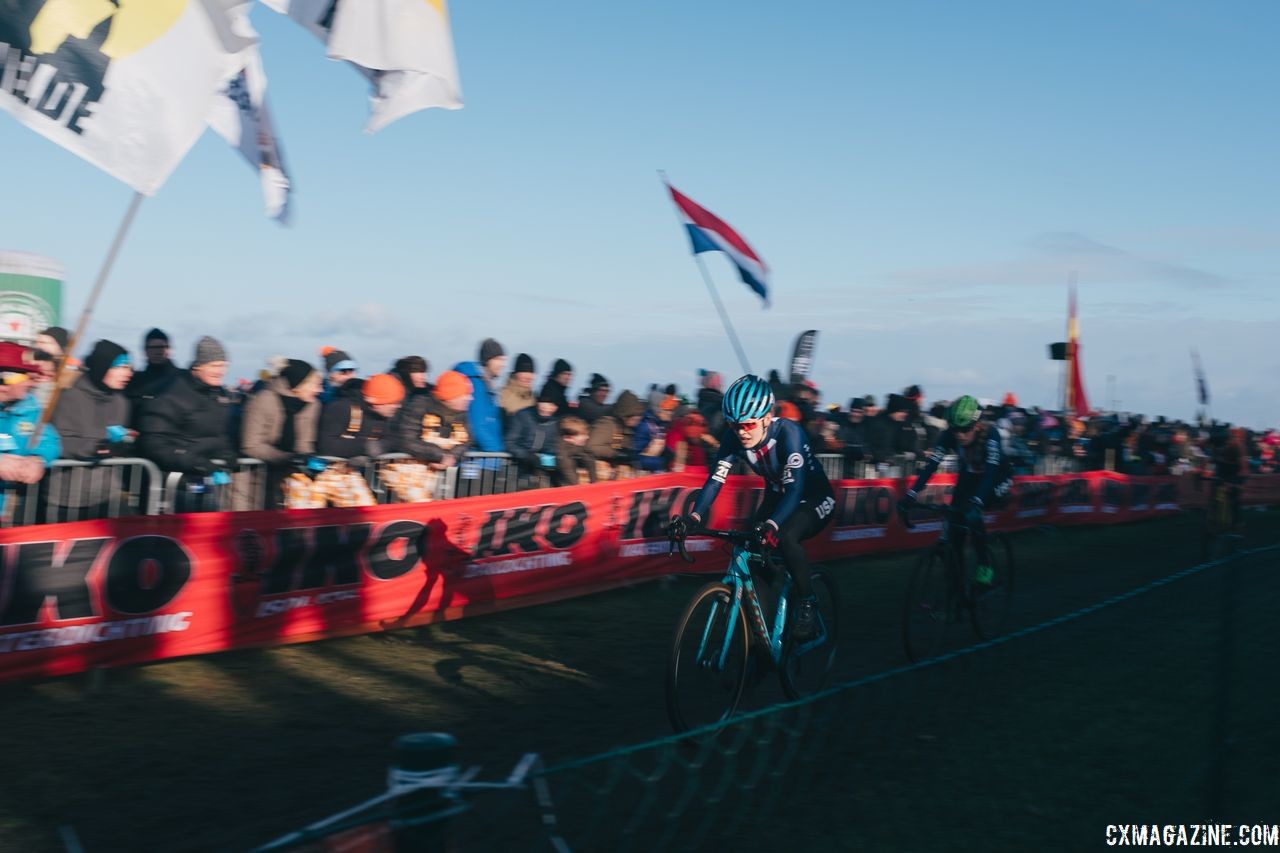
{"left": 29, "top": 191, "right": 145, "bottom": 449}
{"left": 657, "top": 171, "right": 752, "bottom": 376}
{"left": 692, "top": 253, "right": 753, "bottom": 375}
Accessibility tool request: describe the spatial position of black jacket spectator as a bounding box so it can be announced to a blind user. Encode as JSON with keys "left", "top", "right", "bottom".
{"left": 317, "top": 380, "right": 398, "bottom": 459}
{"left": 507, "top": 404, "right": 560, "bottom": 473}
{"left": 539, "top": 376, "right": 571, "bottom": 415}
{"left": 393, "top": 394, "right": 473, "bottom": 464}
{"left": 838, "top": 404, "right": 869, "bottom": 470}
{"left": 125, "top": 359, "right": 179, "bottom": 429}
{"left": 575, "top": 393, "right": 609, "bottom": 424}
{"left": 136, "top": 370, "right": 235, "bottom": 474}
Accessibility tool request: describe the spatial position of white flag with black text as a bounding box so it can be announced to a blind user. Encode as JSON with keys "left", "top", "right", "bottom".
{"left": 0, "top": 0, "right": 255, "bottom": 194}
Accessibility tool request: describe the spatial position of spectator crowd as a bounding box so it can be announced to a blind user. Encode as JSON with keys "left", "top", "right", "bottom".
{"left": 0, "top": 326, "right": 1273, "bottom": 519}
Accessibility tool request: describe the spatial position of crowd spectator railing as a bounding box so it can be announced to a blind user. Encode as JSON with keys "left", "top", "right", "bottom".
{"left": 0, "top": 448, "right": 1116, "bottom": 525}
{"left": 1, "top": 457, "right": 164, "bottom": 527}
{"left": 158, "top": 458, "right": 268, "bottom": 515}
{"left": 449, "top": 452, "right": 523, "bottom": 499}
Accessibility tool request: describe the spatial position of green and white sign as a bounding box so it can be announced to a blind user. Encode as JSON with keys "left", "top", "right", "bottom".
{"left": 0, "top": 252, "right": 62, "bottom": 344}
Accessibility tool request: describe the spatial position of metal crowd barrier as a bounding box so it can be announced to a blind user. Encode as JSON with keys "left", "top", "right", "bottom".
{"left": 815, "top": 453, "right": 919, "bottom": 480}
{"left": 446, "top": 452, "right": 522, "bottom": 499}
{"left": 1, "top": 450, "right": 1099, "bottom": 525}
{"left": 1, "top": 457, "right": 164, "bottom": 527}
{"left": 158, "top": 458, "right": 268, "bottom": 515}
{"left": 1033, "top": 455, "right": 1081, "bottom": 475}
{"left": 321, "top": 452, "right": 521, "bottom": 506}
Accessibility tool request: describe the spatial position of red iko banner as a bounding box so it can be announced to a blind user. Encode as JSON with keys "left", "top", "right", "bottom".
{"left": 0, "top": 472, "right": 1275, "bottom": 683}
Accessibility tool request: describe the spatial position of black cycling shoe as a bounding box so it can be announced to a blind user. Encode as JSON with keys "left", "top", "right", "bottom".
{"left": 790, "top": 596, "right": 819, "bottom": 642}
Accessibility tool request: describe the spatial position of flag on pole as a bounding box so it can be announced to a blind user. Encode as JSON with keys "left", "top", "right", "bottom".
{"left": 1065, "top": 282, "right": 1091, "bottom": 417}
{"left": 262, "top": 0, "right": 462, "bottom": 132}
{"left": 0, "top": 0, "right": 256, "bottom": 194}
{"left": 207, "top": 5, "right": 291, "bottom": 222}
{"left": 665, "top": 182, "right": 770, "bottom": 305}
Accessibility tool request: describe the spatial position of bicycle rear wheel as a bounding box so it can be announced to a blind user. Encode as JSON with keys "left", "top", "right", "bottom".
{"left": 780, "top": 569, "right": 840, "bottom": 699}
{"left": 970, "top": 533, "right": 1015, "bottom": 641}
{"left": 666, "top": 582, "right": 750, "bottom": 733}
{"left": 902, "top": 547, "right": 958, "bottom": 663}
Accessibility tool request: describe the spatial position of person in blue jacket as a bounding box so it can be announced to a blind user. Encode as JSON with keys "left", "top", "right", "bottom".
{"left": 452, "top": 338, "right": 506, "bottom": 453}
{"left": 0, "top": 341, "right": 62, "bottom": 516}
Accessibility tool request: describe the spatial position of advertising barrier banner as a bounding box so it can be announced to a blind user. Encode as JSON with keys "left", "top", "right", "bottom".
{"left": 0, "top": 471, "right": 1264, "bottom": 683}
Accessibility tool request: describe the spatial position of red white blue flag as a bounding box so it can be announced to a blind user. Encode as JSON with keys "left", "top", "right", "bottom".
{"left": 666, "top": 182, "right": 770, "bottom": 305}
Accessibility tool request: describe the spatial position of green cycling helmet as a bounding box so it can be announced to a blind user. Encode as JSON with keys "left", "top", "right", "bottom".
{"left": 948, "top": 395, "right": 981, "bottom": 429}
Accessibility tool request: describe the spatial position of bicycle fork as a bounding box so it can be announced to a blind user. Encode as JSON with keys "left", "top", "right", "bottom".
{"left": 697, "top": 588, "right": 745, "bottom": 672}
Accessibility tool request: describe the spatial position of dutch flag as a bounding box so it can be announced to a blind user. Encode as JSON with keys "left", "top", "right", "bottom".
{"left": 666, "top": 182, "right": 770, "bottom": 306}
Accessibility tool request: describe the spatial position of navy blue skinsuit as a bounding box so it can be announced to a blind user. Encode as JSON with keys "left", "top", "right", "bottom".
{"left": 908, "top": 426, "right": 1013, "bottom": 565}
{"left": 693, "top": 418, "right": 835, "bottom": 597}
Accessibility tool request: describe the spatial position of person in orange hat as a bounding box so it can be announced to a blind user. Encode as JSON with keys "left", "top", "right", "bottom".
{"left": 0, "top": 341, "right": 62, "bottom": 503}
{"left": 317, "top": 372, "right": 404, "bottom": 459}
{"left": 393, "top": 369, "right": 473, "bottom": 468}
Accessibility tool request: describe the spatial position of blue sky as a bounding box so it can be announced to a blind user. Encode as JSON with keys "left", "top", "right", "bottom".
{"left": 2, "top": 1, "right": 1277, "bottom": 427}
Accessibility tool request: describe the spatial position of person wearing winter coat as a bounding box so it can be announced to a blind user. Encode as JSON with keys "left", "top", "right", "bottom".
{"left": 506, "top": 386, "right": 561, "bottom": 488}
{"left": 240, "top": 359, "right": 322, "bottom": 508}
{"left": 498, "top": 353, "right": 536, "bottom": 424}
{"left": 575, "top": 374, "right": 611, "bottom": 424}
{"left": 136, "top": 336, "right": 236, "bottom": 477}
{"left": 452, "top": 338, "right": 506, "bottom": 452}
{"left": 588, "top": 389, "right": 644, "bottom": 479}
{"left": 538, "top": 358, "right": 573, "bottom": 417}
{"left": 124, "top": 327, "right": 180, "bottom": 428}
{"left": 53, "top": 340, "right": 133, "bottom": 460}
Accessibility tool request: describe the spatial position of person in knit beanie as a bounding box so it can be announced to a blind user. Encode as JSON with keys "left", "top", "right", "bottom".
{"left": 505, "top": 382, "right": 562, "bottom": 487}
{"left": 576, "top": 373, "right": 611, "bottom": 424}
{"left": 135, "top": 335, "right": 235, "bottom": 480}
{"left": 392, "top": 355, "right": 429, "bottom": 396}
{"left": 538, "top": 358, "right": 573, "bottom": 417}
{"left": 51, "top": 340, "right": 133, "bottom": 460}
{"left": 240, "top": 358, "right": 322, "bottom": 506}
{"left": 125, "top": 327, "right": 179, "bottom": 429}
{"left": 499, "top": 352, "right": 536, "bottom": 422}
{"left": 191, "top": 336, "right": 227, "bottom": 369}
{"left": 319, "top": 346, "right": 358, "bottom": 404}
{"left": 317, "top": 373, "right": 402, "bottom": 459}
{"left": 478, "top": 338, "right": 506, "bottom": 386}
{"left": 393, "top": 370, "right": 473, "bottom": 467}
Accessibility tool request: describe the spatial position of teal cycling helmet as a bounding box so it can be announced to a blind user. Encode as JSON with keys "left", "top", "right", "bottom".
{"left": 722, "top": 374, "right": 775, "bottom": 422}
{"left": 948, "top": 395, "right": 981, "bottom": 429}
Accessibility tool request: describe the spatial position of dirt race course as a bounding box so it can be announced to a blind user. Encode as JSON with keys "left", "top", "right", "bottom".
{"left": 2, "top": 509, "right": 1277, "bottom": 852}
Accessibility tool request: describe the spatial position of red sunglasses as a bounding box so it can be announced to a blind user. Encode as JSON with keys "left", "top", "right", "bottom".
{"left": 729, "top": 420, "right": 763, "bottom": 431}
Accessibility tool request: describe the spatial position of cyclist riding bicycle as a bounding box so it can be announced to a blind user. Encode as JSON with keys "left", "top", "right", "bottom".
{"left": 677, "top": 374, "right": 835, "bottom": 641}
{"left": 896, "top": 395, "right": 1012, "bottom": 588}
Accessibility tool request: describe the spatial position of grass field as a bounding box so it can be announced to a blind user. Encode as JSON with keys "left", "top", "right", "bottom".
{"left": 1, "top": 509, "right": 1276, "bottom": 852}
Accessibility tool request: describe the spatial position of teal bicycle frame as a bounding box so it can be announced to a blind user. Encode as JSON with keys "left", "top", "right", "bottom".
{"left": 686, "top": 528, "right": 828, "bottom": 668}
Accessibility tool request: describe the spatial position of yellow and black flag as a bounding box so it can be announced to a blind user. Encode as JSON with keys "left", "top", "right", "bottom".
{"left": 0, "top": 0, "right": 255, "bottom": 194}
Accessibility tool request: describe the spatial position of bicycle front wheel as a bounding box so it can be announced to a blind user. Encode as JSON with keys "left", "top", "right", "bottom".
{"left": 902, "top": 547, "right": 958, "bottom": 663}
{"left": 666, "top": 582, "right": 750, "bottom": 733}
{"left": 970, "top": 533, "right": 1016, "bottom": 641}
{"left": 780, "top": 569, "right": 840, "bottom": 699}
